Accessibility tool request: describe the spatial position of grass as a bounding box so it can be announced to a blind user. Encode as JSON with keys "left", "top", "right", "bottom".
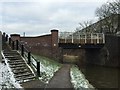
{"left": 70, "top": 65, "right": 94, "bottom": 89}
{"left": 33, "top": 55, "right": 62, "bottom": 83}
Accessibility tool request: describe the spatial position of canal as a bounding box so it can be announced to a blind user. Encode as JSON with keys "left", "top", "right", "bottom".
{"left": 80, "top": 65, "right": 119, "bottom": 89}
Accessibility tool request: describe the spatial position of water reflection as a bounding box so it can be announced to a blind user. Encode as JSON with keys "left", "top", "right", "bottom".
{"left": 80, "top": 65, "right": 119, "bottom": 89}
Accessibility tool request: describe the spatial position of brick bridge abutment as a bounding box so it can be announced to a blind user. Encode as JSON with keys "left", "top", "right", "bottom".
{"left": 9, "top": 30, "right": 120, "bottom": 67}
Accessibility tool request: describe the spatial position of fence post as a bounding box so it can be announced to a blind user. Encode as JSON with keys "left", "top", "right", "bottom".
{"left": 72, "top": 34, "right": 73, "bottom": 43}
{"left": 97, "top": 33, "right": 99, "bottom": 43}
{"left": 103, "top": 33, "right": 105, "bottom": 43}
{"left": 16, "top": 40, "right": 18, "bottom": 50}
{"left": 6, "top": 34, "right": 8, "bottom": 42}
{"left": 9, "top": 38, "right": 11, "bottom": 45}
{"left": 12, "top": 41, "right": 15, "bottom": 50}
{"left": 21, "top": 45, "right": 24, "bottom": 57}
{"left": 37, "top": 61, "right": 40, "bottom": 76}
{"left": 28, "top": 52, "right": 31, "bottom": 64}
{"left": 91, "top": 33, "right": 93, "bottom": 44}
{"left": 2, "top": 32, "right": 6, "bottom": 43}
{"left": 85, "top": 34, "right": 87, "bottom": 44}
{"left": 79, "top": 34, "right": 81, "bottom": 43}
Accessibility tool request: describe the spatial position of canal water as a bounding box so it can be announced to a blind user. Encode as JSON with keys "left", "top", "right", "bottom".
{"left": 80, "top": 65, "right": 119, "bottom": 89}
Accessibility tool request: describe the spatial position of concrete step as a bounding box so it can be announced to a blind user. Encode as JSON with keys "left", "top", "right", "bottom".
{"left": 4, "top": 52, "right": 20, "bottom": 55}
{"left": 3, "top": 50, "right": 36, "bottom": 83}
{"left": 12, "top": 66, "right": 27, "bottom": 71}
{"left": 9, "top": 62, "right": 26, "bottom": 65}
{"left": 10, "top": 64, "right": 27, "bottom": 68}
{"left": 16, "top": 76, "right": 35, "bottom": 83}
{"left": 4, "top": 55, "right": 21, "bottom": 58}
{"left": 4, "top": 50, "right": 18, "bottom": 52}
{"left": 15, "top": 72, "right": 34, "bottom": 78}
{"left": 3, "top": 51, "right": 18, "bottom": 54}
{"left": 13, "top": 69, "right": 29, "bottom": 74}
{"left": 8, "top": 59, "right": 23, "bottom": 62}
{"left": 6, "top": 57, "right": 22, "bottom": 60}
{"left": 4, "top": 55, "right": 20, "bottom": 58}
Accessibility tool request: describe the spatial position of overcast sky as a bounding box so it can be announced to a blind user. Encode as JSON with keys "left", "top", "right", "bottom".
{"left": 0, "top": 0, "right": 112, "bottom": 36}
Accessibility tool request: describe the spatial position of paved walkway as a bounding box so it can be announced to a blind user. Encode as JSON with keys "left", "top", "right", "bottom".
{"left": 45, "top": 64, "right": 74, "bottom": 89}
{"left": 21, "top": 80, "right": 46, "bottom": 88}
{"left": 21, "top": 64, "right": 74, "bottom": 89}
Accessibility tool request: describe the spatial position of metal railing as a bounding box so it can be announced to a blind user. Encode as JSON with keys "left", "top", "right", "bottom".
{"left": 59, "top": 32, "right": 105, "bottom": 44}
{"left": 3, "top": 33, "right": 40, "bottom": 77}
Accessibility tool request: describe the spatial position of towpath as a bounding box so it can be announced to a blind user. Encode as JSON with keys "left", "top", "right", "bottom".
{"left": 22, "top": 64, "right": 74, "bottom": 89}
{"left": 45, "top": 64, "right": 73, "bottom": 89}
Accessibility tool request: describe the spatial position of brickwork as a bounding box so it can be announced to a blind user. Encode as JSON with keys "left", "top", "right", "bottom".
{"left": 10, "top": 34, "right": 20, "bottom": 41}
{"left": 62, "top": 49, "right": 86, "bottom": 66}
{"left": 51, "top": 30, "right": 59, "bottom": 60}
{"left": 10, "top": 30, "right": 59, "bottom": 59}
{"left": 21, "top": 34, "right": 52, "bottom": 58}
{"left": 10, "top": 29, "right": 120, "bottom": 67}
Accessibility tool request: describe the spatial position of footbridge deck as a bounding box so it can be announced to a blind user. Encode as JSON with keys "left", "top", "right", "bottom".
{"left": 58, "top": 32, "right": 105, "bottom": 49}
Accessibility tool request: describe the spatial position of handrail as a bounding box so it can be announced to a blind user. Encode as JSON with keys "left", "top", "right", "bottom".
{"left": 17, "top": 40, "right": 40, "bottom": 76}
{"left": 31, "top": 55, "right": 38, "bottom": 69}
{"left": 59, "top": 32, "right": 105, "bottom": 44}
{"left": 2, "top": 33, "right": 40, "bottom": 77}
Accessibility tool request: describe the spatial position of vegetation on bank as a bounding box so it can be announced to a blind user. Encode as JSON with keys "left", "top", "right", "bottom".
{"left": 70, "top": 65, "right": 94, "bottom": 89}
{"left": 33, "top": 55, "right": 62, "bottom": 83}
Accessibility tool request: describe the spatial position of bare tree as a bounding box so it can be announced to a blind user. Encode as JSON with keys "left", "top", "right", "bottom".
{"left": 75, "top": 20, "right": 94, "bottom": 33}
{"left": 95, "top": 0, "right": 120, "bottom": 34}
{"left": 75, "top": 0, "right": 120, "bottom": 34}
{"left": 95, "top": 3, "right": 109, "bottom": 19}
{"left": 95, "top": 0, "right": 120, "bottom": 19}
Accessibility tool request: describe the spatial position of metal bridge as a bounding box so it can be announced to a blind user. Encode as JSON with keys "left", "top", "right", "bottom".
{"left": 58, "top": 32, "right": 105, "bottom": 49}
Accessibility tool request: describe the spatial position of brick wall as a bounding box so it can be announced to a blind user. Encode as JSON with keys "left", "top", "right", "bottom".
{"left": 11, "top": 30, "right": 59, "bottom": 60}
{"left": 20, "top": 34, "right": 52, "bottom": 58}
{"left": 10, "top": 34, "right": 20, "bottom": 41}
{"left": 62, "top": 49, "right": 86, "bottom": 66}
{"left": 10, "top": 30, "right": 120, "bottom": 67}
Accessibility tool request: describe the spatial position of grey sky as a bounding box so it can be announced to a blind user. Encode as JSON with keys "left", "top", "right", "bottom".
{"left": 0, "top": 0, "right": 111, "bottom": 36}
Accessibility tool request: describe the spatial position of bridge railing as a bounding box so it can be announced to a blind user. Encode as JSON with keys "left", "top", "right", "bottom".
{"left": 5, "top": 35, "right": 40, "bottom": 77}
{"left": 58, "top": 32, "right": 105, "bottom": 44}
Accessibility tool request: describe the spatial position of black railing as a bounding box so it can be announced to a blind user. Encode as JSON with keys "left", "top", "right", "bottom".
{"left": 16, "top": 40, "right": 40, "bottom": 77}
{"left": 3, "top": 33, "right": 40, "bottom": 77}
